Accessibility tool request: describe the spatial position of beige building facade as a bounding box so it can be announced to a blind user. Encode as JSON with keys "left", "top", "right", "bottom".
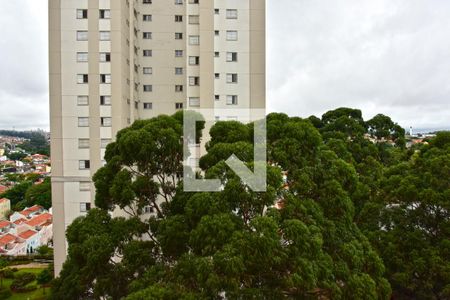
{"left": 49, "top": 0, "right": 265, "bottom": 275}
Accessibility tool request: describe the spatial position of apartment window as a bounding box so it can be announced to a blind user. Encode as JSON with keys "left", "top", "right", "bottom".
{"left": 100, "top": 96, "right": 111, "bottom": 105}
{"left": 227, "top": 95, "right": 238, "bottom": 105}
{"left": 77, "top": 52, "right": 88, "bottom": 62}
{"left": 189, "top": 35, "right": 199, "bottom": 45}
{"left": 143, "top": 0, "right": 152, "bottom": 3}
{"left": 77, "top": 9, "right": 88, "bottom": 19}
{"left": 79, "top": 160, "right": 90, "bottom": 170}
{"left": 143, "top": 49, "right": 152, "bottom": 57}
{"left": 143, "top": 67, "right": 153, "bottom": 74}
{"left": 100, "top": 74, "right": 111, "bottom": 84}
{"left": 175, "top": 103, "right": 183, "bottom": 109}
{"left": 143, "top": 32, "right": 152, "bottom": 39}
{"left": 143, "top": 206, "right": 154, "bottom": 214}
{"left": 214, "top": 52, "right": 220, "bottom": 57}
{"left": 175, "top": 15, "right": 183, "bottom": 22}
{"left": 101, "top": 139, "right": 111, "bottom": 148}
{"left": 77, "top": 74, "right": 88, "bottom": 84}
{"left": 175, "top": 67, "right": 183, "bottom": 75}
{"left": 226, "top": 31, "right": 238, "bottom": 41}
{"left": 215, "top": 73, "right": 220, "bottom": 79}
{"left": 215, "top": 95, "right": 220, "bottom": 101}
{"left": 226, "top": 73, "right": 238, "bottom": 83}
{"left": 142, "top": 32, "right": 152, "bottom": 40}
{"left": 101, "top": 117, "right": 112, "bottom": 127}
{"left": 99, "top": 9, "right": 111, "bottom": 19}
{"left": 143, "top": 102, "right": 153, "bottom": 109}
{"left": 175, "top": 33, "right": 183, "bottom": 40}
{"left": 100, "top": 31, "right": 111, "bottom": 41}
{"left": 226, "top": 9, "right": 238, "bottom": 19}
{"left": 80, "top": 202, "right": 91, "bottom": 212}
{"left": 175, "top": 85, "right": 183, "bottom": 92}
{"left": 189, "top": 77, "right": 200, "bottom": 86}
{"left": 189, "top": 15, "right": 199, "bottom": 24}
{"left": 143, "top": 14, "right": 152, "bottom": 21}
{"left": 175, "top": 50, "right": 183, "bottom": 57}
{"left": 189, "top": 0, "right": 199, "bottom": 3}
{"left": 78, "top": 139, "right": 90, "bottom": 149}
{"left": 189, "top": 56, "right": 199, "bottom": 65}
{"left": 79, "top": 182, "right": 91, "bottom": 191}
{"left": 99, "top": 52, "right": 111, "bottom": 62}
{"left": 175, "top": 0, "right": 183, "bottom": 4}
{"left": 78, "top": 117, "right": 89, "bottom": 127}
{"left": 189, "top": 97, "right": 200, "bottom": 107}
{"left": 77, "top": 96, "right": 89, "bottom": 106}
{"left": 143, "top": 85, "right": 153, "bottom": 92}
{"left": 77, "top": 31, "right": 88, "bottom": 41}
{"left": 226, "top": 52, "right": 238, "bottom": 62}
{"left": 214, "top": 9, "right": 219, "bottom": 14}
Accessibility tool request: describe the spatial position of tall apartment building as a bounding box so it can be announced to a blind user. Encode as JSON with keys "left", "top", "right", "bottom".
{"left": 49, "top": 0, "right": 265, "bottom": 274}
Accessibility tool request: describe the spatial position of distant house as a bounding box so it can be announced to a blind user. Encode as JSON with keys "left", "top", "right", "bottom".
{"left": 0, "top": 220, "right": 13, "bottom": 234}
{"left": 0, "top": 198, "right": 10, "bottom": 219}
{"left": 0, "top": 205, "right": 53, "bottom": 256}
{"left": 10, "top": 205, "right": 45, "bottom": 222}
{"left": 0, "top": 233, "right": 26, "bottom": 256}
{"left": 18, "top": 230, "right": 39, "bottom": 254}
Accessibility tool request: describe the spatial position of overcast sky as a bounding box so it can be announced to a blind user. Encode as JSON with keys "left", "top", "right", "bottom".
{"left": 0, "top": 0, "right": 449, "bottom": 131}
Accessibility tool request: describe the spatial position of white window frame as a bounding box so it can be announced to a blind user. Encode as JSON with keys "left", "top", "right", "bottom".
{"left": 77, "top": 31, "right": 88, "bottom": 41}
{"left": 226, "top": 31, "right": 238, "bottom": 41}
{"left": 226, "top": 9, "right": 238, "bottom": 19}
{"left": 189, "top": 35, "right": 200, "bottom": 45}
{"left": 189, "top": 97, "right": 200, "bottom": 107}
{"left": 99, "top": 31, "right": 111, "bottom": 41}
{"left": 78, "top": 117, "right": 89, "bottom": 127}
{"left": 101, "top": 117, "right": 112, "bottom": 127}
{"left": 78, "top": 139, "right": 90, "bottom": 149}
{"left": 77, "top": 96, "right": 89, "bottom": 106}
{"left": 226, "top": 95, "right": 238, "bottom": 105}
{"left": 77, "top": 52, "right": 88, "bottom": 62}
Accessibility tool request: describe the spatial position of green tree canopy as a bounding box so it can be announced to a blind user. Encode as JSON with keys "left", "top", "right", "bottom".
{"left": 52, "top": 111, "right": 392, "bottom": 300}
{"left": 24, "top": 177, "right": 51, "bottom": 209}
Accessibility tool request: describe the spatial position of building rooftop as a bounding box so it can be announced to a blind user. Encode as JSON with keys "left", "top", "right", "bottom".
{"left": 0, "top": 220, "right": 12, "bottom": 229}
{"left": 26, "top": 212, "right": 52, "bottom": 227}
{"left": 13, "top": 218, "right": 27, "bottom": 225}
{"left": 18, "top": 230, "right": 37, "bottom": 240}
{"left": 20, "top": 205, "right": 44, "bottom": 217}
{"left": 0, "top": 233, "right": 17, "bottom": 245}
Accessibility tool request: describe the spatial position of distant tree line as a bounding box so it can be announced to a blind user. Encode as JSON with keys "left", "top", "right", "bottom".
{"left": 0, "top": 130, "right": 49, "bottom": 156}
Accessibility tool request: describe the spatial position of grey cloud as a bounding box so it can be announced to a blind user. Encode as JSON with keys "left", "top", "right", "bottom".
{"left": 0, "top": 0, "right": 48, "bottom": 130}
{"left": 268, "top": 0, "right": 450, "bottom": 129}
{"left": 0, "top": 0, "right": 449, "bottom": 131}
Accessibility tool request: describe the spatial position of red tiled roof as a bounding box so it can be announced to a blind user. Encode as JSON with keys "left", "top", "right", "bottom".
{"left": 18, "top": 230, "right": 37, "bottom": 240}
{"left": 25, "top": 213, "right": 52, "bottom": 227}
{"left": 13, "top": 218, "right": 27, "bottom": 225}
{"left": 0, "top": 234, "right": 17, "bottom": 245}
{"left": 0, "top": 185, "right": 7, "bottom": 194}
{"left": 0, "top": 220, "right": 11, "bottom": 229}
{"left": 20, "top": 205, "right": 43, "bottom": 217}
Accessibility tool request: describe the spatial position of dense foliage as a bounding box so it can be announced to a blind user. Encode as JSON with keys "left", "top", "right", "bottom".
{"left": 52, "top": 108, "right": 449, "bottom": 299}
{"left": 0, "top": 176, "right": 51, "bottom": 210}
